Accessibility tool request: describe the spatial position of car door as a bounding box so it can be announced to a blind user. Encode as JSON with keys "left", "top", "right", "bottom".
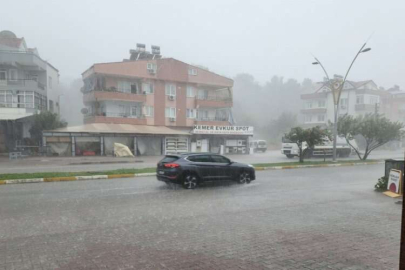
{"left": 188, "top": 155, "right": 216, "bottom": 181}
{"left": 210, "top": 155, "right": 233, "bottom": 180}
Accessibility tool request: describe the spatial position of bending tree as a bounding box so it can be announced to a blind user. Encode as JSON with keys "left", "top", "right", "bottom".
{"left": 285, "top": 126, "right": 330, "bottom": 163}
{"left": 30, "top": 111, "right": 67, "bottom": 145}
{"left": 338, "top": 114, "right": 403, "bottom": 160}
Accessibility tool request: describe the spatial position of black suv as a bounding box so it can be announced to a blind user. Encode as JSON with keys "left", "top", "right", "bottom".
{"left": 156, "top": 153, "right": 256, "bottom": 189}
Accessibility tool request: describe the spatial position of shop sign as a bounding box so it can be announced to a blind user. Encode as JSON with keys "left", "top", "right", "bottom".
{"left": 193, "top": 125, "right": 254, "bottom": 135}
{"left": 383, "top": 169, "right": 403, "bottom": 198}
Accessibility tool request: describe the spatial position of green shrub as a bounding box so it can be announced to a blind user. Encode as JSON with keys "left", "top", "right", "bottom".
{"left": 375, "top": 176, "right": 388, "bottom": 192}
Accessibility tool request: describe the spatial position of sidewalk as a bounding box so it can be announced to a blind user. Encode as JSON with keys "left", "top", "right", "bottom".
{"left": 0, "top": 149, "right": 402, "bottom": 174}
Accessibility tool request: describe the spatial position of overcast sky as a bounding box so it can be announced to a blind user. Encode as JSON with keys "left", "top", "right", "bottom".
{"left": 2, "top": 0, "right": 404, "bottom": 88}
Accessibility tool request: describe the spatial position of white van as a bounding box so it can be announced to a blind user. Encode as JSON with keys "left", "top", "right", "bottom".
{"left": 249, "top": 140, "right": 268, "bottom": 153}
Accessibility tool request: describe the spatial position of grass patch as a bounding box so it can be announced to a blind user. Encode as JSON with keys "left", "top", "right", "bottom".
{"left": 251, "top": 159, "right": 380, "bottom": 168}
{"left": 0, "top": 167, "right": 156, "bottom": 180}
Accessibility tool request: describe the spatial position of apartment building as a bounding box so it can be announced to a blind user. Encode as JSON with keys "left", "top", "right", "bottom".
{"left": 300, "top": 75, "right": 387, "bottom": 126}
{"left": 0, "top": 30, "right": 60, "bottom": 153}
{"left": 44, "top": 45, "right": 253, "bottom": 156}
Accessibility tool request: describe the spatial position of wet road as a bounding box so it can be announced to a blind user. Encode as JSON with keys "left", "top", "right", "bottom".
{"left": 0, "top": 164, "right": 401, "bottom": 269}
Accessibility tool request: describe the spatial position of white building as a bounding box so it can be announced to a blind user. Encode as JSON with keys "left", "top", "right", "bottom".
{"left": 300, "top": 76, "right": 387, "bottom": 127}
{"left": 0, "top": 30, "right": 60, "bottom": 153}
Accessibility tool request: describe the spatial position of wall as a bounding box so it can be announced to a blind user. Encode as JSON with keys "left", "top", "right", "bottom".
{"left": 46, "top": 64, "right": 60, "bottom": 114}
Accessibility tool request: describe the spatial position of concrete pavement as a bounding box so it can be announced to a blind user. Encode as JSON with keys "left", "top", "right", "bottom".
{"left": 0, "top": 164, "right": 400, "bottom": 269}
{"left": 0, "top": 149, "right": 403, "bottom": 174}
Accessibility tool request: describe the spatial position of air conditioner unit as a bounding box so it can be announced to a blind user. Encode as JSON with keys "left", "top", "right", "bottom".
{"left": 142, "top": 91, "right": 147, "bottom": 94}
{"left": 169, "top": 117, "right": 176, "bottom": 122}
{"left": 168, "top": 95, "right": 175, "bottom": 101}
{"left": 148, "top": 69, "right": 156, "bottom": 74}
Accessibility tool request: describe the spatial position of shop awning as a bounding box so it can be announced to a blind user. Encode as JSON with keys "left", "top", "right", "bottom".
{"left": 45, "top": 123, "right": 192, "bottom": 136}
{"left": 0, "top": 112, "right": 33, "bottom": 121}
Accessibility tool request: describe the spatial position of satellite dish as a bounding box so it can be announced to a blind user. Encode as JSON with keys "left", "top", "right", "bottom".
{"left": 81, "top": 108, "right": 89, "bottom": 115}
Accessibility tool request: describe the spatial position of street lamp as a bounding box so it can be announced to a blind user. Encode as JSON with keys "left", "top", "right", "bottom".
{"left": 312, "top": 43, "right": 371, "bottom": 162}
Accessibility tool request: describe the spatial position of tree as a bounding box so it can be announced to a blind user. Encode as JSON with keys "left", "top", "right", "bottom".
{"left": 338, "top": 114, "right": 403, "bottom": 160}
{"left": 30, "top": 111, "right": 67, "bottom": 145}
{"left": 284, "top": 126, "right": 330, "bottom": 163}
{"left": 265, "top": 112, "right": 297, "bottom": 144}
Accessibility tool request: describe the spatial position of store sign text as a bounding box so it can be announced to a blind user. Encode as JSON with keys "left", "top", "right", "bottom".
{"left": 193, "top": 125, "right": 254, "bottom": 135}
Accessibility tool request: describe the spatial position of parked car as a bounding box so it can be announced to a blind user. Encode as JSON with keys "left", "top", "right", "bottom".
{"left": 156, "top": 153, "right": 256, "bottom": 189}
{"left": 249, "top": 140, "right": 268, "bottom": 153}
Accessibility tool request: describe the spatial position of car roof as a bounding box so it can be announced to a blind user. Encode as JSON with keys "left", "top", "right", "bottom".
{"left": 165, "top": 152, "right": 218, "bottom": 157}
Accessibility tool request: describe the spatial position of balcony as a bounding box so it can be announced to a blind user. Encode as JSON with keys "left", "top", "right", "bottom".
{"left": 195, "top": 116, "right": 230, "bottom": 126}
{"left": 300, "top": 107, "right": 327, "bottom": 114}
{"left": 84, "top": 113, "right": 147, "bottom": 125}
{"left": 196, "top": 96, "right": 233, "bottom": 108}
{"left": 83, "top": 89, "right": 146, "bottom": 103}
{"left": 0, "top": 50, "right": 47, "bottom": 70}
{"left": 355, "top": 104, "right": 376, "bottom": 112}
{"left": 0, "top": 79, "right": 46, "bottom": 92}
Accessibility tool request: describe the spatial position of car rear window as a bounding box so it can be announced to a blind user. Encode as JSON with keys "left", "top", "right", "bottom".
{"left": 258, "top": 141, "right": 267, "bottom": 146}
{"left": 160, "top": 156, "right": 179, "bottom": 163}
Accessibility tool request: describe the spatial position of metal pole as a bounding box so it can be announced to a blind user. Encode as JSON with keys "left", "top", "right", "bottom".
{"left": 398, "top": 64, "right": 404, "bottom": 270}
{"left": 333, "top": 105, "right": 338, "bottom": 161}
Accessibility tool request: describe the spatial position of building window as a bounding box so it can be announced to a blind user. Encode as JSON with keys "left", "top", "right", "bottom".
{"left": 147, "top": 63, "right": 157, "bottom": 71}
{"left": 131, "top": 106, "right": 141, "bottom": 117}
{"left": 48, "top": 76, "right": 52, "bottom": 89}
{"left": 165, "top": 107, "right": 176, "bottom": 118}
{"left": 188, "top": 68, "right": 198, "bottom": 76}
{"left": 318, "top": 100, "right": 326, "bottom": 108}
{"left": 197, "top": 109, "right": 209, "bottom": 120}
{"left": 9, "top": 69, "right": 17, "bottom": 81}
{"left": 49, "top": 100, "right": 54, "bottom": 112}
{"left": 186, "top": 108, "right": 197, "bottom": 119}
{"left": 0, "top": 91, "right": 13, "bottom": 107}
{"left": 142, "top": 83, "right": 154, "bottom": 94}
{"left": 197, "top": 89, "right": 208, "bottom": 100}
{"left": 369, "top": 95, "right": 380, "bottom": 105}
{"left": 0, "top": 70, "right": 6, "bottom": 80}
{"left": 317, "top": 114, "right": 325, "bottom": 122}
{"left": 187, "top": 86, "right": 195, "bottom": 98}
{"left": 340, "top": 98, "right": 348, "bottom": 109}
{"left": 131, "top": 83, "right": 139, "bottom": 94}
{"left": 144, "top": 106, "right": 154, "bottom": 117}
{"left": 356, "top": 95, "right": 364, "bottom": 104}
{"left": 165, "top": 84, "right": 176, "bottom": 96}
{"left": 305, "top": 101, "right": 313, "bottom": 109}
{"left": 118, "top": 81, "right": 131, "bottom": 93}
{"left": 304, "top": 115, "right": 312, "bottom": 123}
{"left": 17, "top": 91, "right": 34, "bottom": 108}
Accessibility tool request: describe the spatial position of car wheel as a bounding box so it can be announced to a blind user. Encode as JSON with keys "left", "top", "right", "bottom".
{"left": 237, "top": 171, "right": 251, "bottom": 184}
{"left": 286, "top": 154, "right": 294, "bottom": 159}
{"left": 182, "top": 173, "right": 198, "bottom": 189}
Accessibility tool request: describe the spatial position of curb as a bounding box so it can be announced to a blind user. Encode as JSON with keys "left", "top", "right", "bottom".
{"left": 1, "top": 173, "right": 157, "bottom": 185}
{"left": 0, "top": 161, "right": 383, "bottom": 186}
{"left": 255, "top": 161, "right": 384, "bottom": 171}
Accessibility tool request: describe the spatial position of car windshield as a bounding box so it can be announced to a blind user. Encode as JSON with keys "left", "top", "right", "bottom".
{"left": 1, "top": 1, "right": 404, "bottom": 269}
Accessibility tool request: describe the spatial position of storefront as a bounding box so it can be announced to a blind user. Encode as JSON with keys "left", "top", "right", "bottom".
{"left": 43, "top": 124, "right": 191, "bottom": 157}
{"left": 191, "top": 125, "right": 254, "bottom": 155}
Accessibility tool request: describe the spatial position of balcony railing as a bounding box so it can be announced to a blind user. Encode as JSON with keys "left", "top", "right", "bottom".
{"left": 0, "top": 50, "right": 47, "bottom": 70}
{"left": 0, "top": 79, "right": 46, "bottom": 91}
{"left": 196, "top": 96, "right": 232, "bottom": 102}
{"left": 196, "top": 116, "right": 229, "bottom": 122}
{"left": 86, "top": 112, "right": 145, "bottom": 119}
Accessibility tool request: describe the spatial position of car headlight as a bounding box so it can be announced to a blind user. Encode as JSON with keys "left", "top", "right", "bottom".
{"left": 248, "top": 164, "right": 254, "bottom": 168}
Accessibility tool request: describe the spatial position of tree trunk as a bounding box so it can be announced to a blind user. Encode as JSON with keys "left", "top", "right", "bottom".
{"left": 362, "top": 143, "right": 370, "bottom": 160}
{"left": 299, "top": 147, "right": 304, "bottom": 163}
